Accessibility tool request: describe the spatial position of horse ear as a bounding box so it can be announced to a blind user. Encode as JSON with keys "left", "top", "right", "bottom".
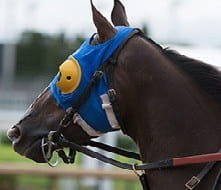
{"left": 111, "top": 0, "right": 129, "bottom": 26}
{"left": 90, "top": 0, "right": 116, "bottom": 43}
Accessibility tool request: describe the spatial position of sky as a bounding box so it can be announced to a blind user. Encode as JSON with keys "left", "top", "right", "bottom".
{"left": 1, "top": 0, "right": 221, "bottom": 46}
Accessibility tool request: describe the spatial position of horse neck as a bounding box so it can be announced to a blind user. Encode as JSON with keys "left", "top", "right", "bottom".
{"left": 115, "top": 36, "right": 221, "bottom": 162}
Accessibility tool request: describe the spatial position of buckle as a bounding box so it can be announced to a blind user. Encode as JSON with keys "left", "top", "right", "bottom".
{"left": 108, "top": 89, "right": 117, "bottom": 103}
{"left": 91, "top": 71, "right": 104, "bottom": 84}
{"left": 93, "top": 70, "right": 103, "bottom": 78}
{"left": 185, "top": 176, "right": 201, "bottom": 190}
{"left": 59, "top": 109, "right": 75, "bottom": 127}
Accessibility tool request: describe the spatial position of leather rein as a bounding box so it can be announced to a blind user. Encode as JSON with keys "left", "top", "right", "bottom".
{"left": 42, "top": 29, "right": 221, "bottom": 190}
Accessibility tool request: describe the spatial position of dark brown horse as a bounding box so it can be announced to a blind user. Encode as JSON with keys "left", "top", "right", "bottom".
{"left": 7, "top": 0, "right": 221, "bottom": 189}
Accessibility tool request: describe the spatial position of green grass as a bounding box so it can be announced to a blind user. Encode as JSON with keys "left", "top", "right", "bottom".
{"left": 0, "top": 144, "right": 141, "bottom": 190}
{"left": 0, "top": 175, "right": 52, "bottom": 190}
{"left": 0, "top": 144, "right": 82, "bottom": 165}
{"left": 0, "top": 144, "right": 34, "bottom": 163}
{"left": 0, "top": 144, "right": 73, "bottom": 189}
{"left": 115, "top": 180, "right": 141, "bottom": 190}
{"left": 17, "top": 175, "right": 52, "bottom": 190}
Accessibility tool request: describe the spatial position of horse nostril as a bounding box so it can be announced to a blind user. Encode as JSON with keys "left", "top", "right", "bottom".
{"left": 7, "top": 126, "right": 21, "bottom": 143}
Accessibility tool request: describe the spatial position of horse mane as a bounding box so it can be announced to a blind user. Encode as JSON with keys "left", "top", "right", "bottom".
{"left": 146, "top": 37, "right": 221, "bottom": 105}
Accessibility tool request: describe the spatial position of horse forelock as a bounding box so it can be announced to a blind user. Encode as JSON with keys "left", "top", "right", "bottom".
{"left": 145, "top": 37, "right": 221, "bottom": 107}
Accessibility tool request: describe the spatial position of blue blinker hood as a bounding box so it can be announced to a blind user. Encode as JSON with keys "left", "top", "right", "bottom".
{"left": 50, "top": 26, "right": 135, "bottom": 133}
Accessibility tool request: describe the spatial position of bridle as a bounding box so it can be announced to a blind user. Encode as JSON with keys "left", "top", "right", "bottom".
{"left": 41, "top": 29, "right": 221, "bottom": 190}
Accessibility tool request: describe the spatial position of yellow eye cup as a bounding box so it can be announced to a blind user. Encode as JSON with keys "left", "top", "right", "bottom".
{"left": 56, "top": 58, "right": 82, "bottom": 94}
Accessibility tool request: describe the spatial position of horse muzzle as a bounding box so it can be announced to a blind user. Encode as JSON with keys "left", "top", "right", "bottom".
{"left": 7, "top": 125, "right": 22, "bottom": 144}
{"left": 7, "top": 125, "right": 50, "bottom": 163}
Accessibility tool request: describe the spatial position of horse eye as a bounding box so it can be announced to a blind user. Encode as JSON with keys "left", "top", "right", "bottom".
{"left": 66, "top": 76, "right": 71, "bottom": 80}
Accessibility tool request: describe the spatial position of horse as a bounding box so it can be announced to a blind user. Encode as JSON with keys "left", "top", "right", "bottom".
{"left": 7, "top": 0, "right": 221, "bottom": 189}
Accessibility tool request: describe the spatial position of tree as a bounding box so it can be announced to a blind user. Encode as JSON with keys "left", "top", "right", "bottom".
{"left": 16, "top": 31, "right": 86, "bottom": 78}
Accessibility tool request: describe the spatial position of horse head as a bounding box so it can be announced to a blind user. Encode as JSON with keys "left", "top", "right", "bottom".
{"left": 7, "top": 0, "right": 129, "bottom": 163}
{"left": 7, "top": 1, "right": 221, "bottom": 188}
